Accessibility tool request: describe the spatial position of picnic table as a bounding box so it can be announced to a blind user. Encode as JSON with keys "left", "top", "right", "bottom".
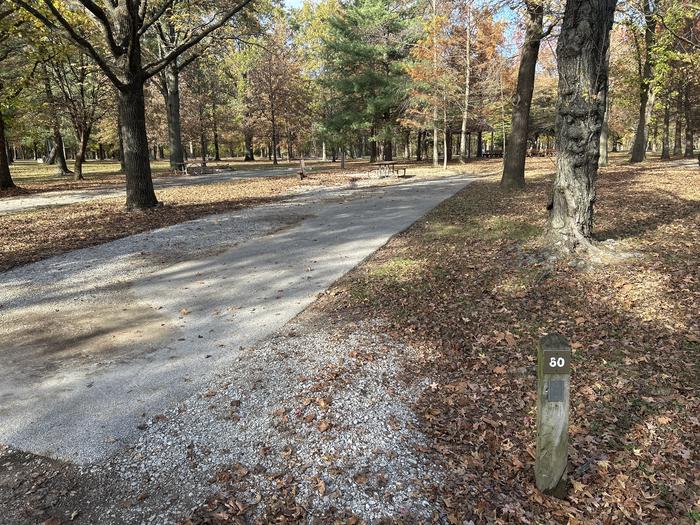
{"left": 368, "top": 161, "right": 407, "bottom": 178}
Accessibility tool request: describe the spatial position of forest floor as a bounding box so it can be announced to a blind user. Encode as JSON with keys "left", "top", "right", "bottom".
{"left": 0, "top": 155, "right": 697, "bottom": 525}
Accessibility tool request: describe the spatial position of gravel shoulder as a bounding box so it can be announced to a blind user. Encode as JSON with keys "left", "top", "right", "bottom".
{"left": 0, "top": 316, "right": 443, "bottom": 524}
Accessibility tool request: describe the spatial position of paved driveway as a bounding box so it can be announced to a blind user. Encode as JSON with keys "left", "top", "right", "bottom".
{"left": 0, "top": 175, "right": 471, "bottom": 464}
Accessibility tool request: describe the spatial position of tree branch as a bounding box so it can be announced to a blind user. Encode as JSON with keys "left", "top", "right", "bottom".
{"left": 657, "top": 12, "right": 700, "bottom": 50}
{"left": 75, "top": 0, "right": 123, "bottom": 58}
{"left": 140, "top": 0, "right": 175, "bottom": 36}
{"left": 14, "top": 0, "right": 125, "bottom": 89}
{"left": 143, "top": 0, "right": 256, "bottom": 79}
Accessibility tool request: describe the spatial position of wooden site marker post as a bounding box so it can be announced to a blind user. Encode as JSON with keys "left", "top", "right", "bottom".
{"left": 535, "top": 333, "right": 571, "bottom": 498}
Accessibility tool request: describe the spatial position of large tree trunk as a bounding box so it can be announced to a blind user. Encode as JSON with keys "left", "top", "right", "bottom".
{"left": 244, "top": 128, "right": 255, "bottom": 161}
{"left": 117, "top": 114, "right": 126, "bottom": 172}
{"left": 51, "top": 127, "right": 73, "bottom": 175}
{"left": 383, "top": 138, "right": 393, "bottom": 161}
{"left": 547, "top": 0, "right": 617, "bottom": 252}
{"left": 0, "top": 111, "right": 15, "bottom": 190}
{"left": 661, "top": 98, "right": 671, "bottom": 160}
{"left": 164, "top": 62, "right": 185, "bottom": 169}
{"left": 684, "top": 84, "right": 694, "bottom": 158}
{"left": 501, "top": 0, "right": 544, "bottom": 187}
{"left": 630, "top": 1, "right": 656, "bottom": 163}
{"left": 119, "top": 83, "right": 158, "bottom": 209}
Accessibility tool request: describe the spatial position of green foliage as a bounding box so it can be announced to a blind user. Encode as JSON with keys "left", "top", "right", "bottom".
{"left": 321, "top": 0, "right": 419, "bottom": 147}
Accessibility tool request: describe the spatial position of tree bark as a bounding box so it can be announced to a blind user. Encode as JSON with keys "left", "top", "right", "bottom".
{"left": 501, "top": 0, "right": 544, "bottom": 187}
{"left": 460, "top": 6, "right": 472, "bottom": 164}
{"left": 119, "top": 82, "right": 158, "bottom": 209}
{"left": 599, "top": 87, "right": 610, "bottom": 167}
{"left": 0, "top": 111, "right": 15, "bottom": 189}
{"left": 630, "top": 1, "right": 656, "bottom": 163}
{"left": 117, "top": 114, "right": 126, "bottom": 172}
{"left": 200, "top": 134, "right": 208, "bottom": 165}
{"left": 684, "top": 83, "right": 694, "bottom": 158}
{"left": 271, "top": 104, "right": 278, "bottom": 166}
{"left": 52, "top": 127, "right": 72, "bottom": 175}
{"left": 433, "top": 109, "right": 439, "bottom": 167}
{"left": 244, "top": 129, "right": 255, "bottom": 161}
{"left": 164, "top": 62, "right": 185, "bottom": 169}
{"left": 547, "top": 0, "right": 617, "bottom": 252}
{"left": 73, "top": 128, "right": 90, "bottom": 181}
{"left": 416, "top": 130, "right": 423, "bottom": 161}
{"left": 661, "top": 97, "right": 671, "bottom": 160}
{"left": 383, "top": 138, "right": 393, "bottom": 161}
{"left": 213, "top": 102, "right": 221, "bottom": 161}
{"left": 673, "top": 87, "right": 683, "bottom": 156}
{"left": 443, "top": 110, "right": 448, "bottom": 169}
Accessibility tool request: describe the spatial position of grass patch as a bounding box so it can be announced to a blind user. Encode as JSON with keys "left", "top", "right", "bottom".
{"left": 368, "top": 257, "right": 421, "bottom": 281}
{"left": 425, "top": 216, "right": 541, "bottom": 241}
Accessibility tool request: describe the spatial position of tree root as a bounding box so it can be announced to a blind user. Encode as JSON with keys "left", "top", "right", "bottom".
{"left": 545, "top": 234, "right": 641, "bottom": 269}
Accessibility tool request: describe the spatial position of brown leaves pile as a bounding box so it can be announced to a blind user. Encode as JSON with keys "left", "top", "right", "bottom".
{"left": 318, "top": 156, "right": 699, "bottom": 523}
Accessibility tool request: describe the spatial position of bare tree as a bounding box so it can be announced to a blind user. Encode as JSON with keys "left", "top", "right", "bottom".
{"left": 48, "top": 48, "right": 109, "bottom": 180}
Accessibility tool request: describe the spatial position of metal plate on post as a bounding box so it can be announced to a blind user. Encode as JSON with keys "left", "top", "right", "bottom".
{"left": 543, "top": 350, "right": 571, "bottom": 374}
{"left": 547, "top": 379, "right": 565, "bottom": 402}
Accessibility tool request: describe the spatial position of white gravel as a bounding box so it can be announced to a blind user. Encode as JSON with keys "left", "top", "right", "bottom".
{"left": 77, "top": 319, "right": 445, "bottom": 524}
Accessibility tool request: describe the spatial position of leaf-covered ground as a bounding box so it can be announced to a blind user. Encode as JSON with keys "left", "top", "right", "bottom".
{"left": 307, "top": 156, "right": 699, "bottom": 523}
